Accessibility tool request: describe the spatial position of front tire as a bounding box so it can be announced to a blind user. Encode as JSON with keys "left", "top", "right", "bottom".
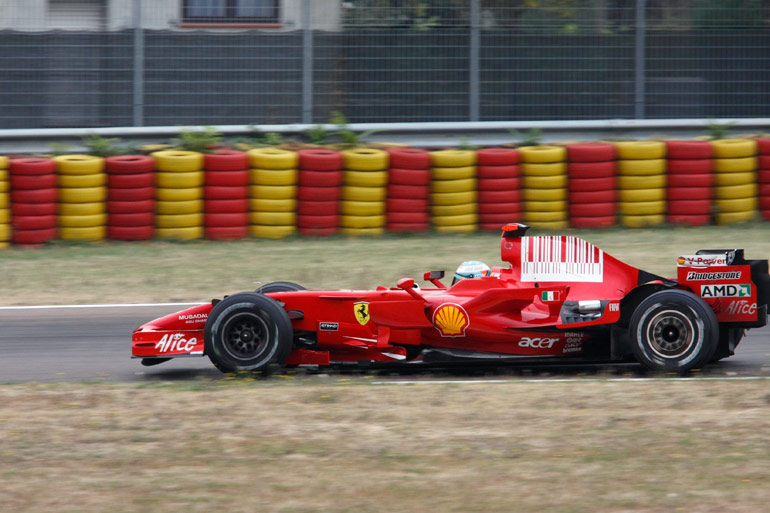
{"left": 205, "top": 292, "right": 293, "bottom": 374}
{"left": 256, "top": 281, "right": 306, "bottom": 294}
{"left": 629, "top": 289, "right": 717, "bottom": 372}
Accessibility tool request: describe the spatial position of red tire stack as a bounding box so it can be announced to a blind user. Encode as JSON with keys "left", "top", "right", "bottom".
{"left": 0, "top": 157, "right": 8, "bottom": 248}
{"left": 566, "top": 143, "right": 617, "bottom": 229}
{"left": 296, "top": 149, "right": 344, "bottom": 236}
{"left": 757, "top": 138, "right": 770, "bottom": 221}
{"left": 665, "top": 140, "right": 713, "bottom": 226}
{"left": 9, "top": 158, "right": 58, "bottom": 245}
{"left": 203, "top": 150, "right": 250, "bottom": 240}
{"left": 105, "top": 155, "right": 156, "bottom": 240}
{"left": 385, "top": 147, "right": 431, "bottom": 233}
{"left": 476, "top": 148, "right": 522, "bottom": 230}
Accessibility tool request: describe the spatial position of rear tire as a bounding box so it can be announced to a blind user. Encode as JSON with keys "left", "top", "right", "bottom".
{"left": 629, "top": 289, "right": 717, "bottom": 372}
{"left": 205, "top": 292, "right": 293, "bottom": 374}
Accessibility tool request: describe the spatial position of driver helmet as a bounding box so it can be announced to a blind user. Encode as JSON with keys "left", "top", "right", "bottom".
{"left": 452, "top": 260, "right": 491, "bottom": 284}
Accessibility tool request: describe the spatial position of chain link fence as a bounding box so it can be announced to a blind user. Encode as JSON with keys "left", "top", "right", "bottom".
{"left": 0, "top": 0, "right": 768, "bottom": 129}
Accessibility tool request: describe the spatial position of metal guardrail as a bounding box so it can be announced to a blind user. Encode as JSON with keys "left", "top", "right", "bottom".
{"left": 0, "top": 118, "right": 768, "bottom": 154}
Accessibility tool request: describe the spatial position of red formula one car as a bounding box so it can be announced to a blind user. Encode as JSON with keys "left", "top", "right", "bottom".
{"left": 133, "top": 224, "right": 770, "bottom": 374}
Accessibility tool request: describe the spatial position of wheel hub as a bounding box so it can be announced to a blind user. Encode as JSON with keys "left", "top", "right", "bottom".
{"left": 662, "top": 326, "right": 680, "bottom": 342}
{"left": 647, "top": 310, "right": 695, "bottom": 359}
{"left": 223, "top": 313, "right": 269, "bottom": 360}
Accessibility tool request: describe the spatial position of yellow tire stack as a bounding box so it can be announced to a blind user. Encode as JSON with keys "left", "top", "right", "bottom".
{"left": 430, "top": 150, "right": 477, "bottom": 233}
{"left": 711, "top": 139, "right": 758, "bottom": 225}
{"left": 54, "top": 155, "right": 107, "bottom": 241}
{"left": 248, "top": 148, "right": 298, "bottom": 239}
{"left": 520, "top": 145, "right": 568, "bottom": 230}
{"left": 615, "top": 141, "right": 667, "bottom": 228}
{"left": 0, "top": 156, "right": 9, "bottom": 248}
{"left": 340, "top": 148, "right": 389, "bottom": 236}
{"left": 152, "top": 150, "right": 205, "bottom": 240}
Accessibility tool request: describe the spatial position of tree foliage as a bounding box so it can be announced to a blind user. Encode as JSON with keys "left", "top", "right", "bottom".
{"left": 343, "top": 0, "right": 770, "bottom": 32}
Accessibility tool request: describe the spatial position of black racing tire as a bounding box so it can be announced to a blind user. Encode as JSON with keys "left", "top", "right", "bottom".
{"left": 629, "top": 289, "right": 718, "bottom": 373}
{"left": 205, "top": 292, "right": 293, "bottom": 374}
{"left": 256, "top": 281, "right": 306, "bottom": 294}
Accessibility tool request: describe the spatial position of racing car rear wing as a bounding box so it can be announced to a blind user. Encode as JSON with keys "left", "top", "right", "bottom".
{"left": 677, "top": 249, "right": 770, "bottom": 327}
{"left": 688, "top": 249, "right": 770, "bottom": 314}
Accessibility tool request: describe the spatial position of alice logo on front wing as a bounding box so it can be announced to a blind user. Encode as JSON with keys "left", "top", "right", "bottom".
{"left": 433, "top": 303, "right": 469, "bottom": 337}
{"left": 155, "top": 333, "right": 197, "bottom": 353}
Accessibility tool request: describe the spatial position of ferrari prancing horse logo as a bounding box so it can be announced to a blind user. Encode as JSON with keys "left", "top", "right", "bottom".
{"left": 354, "top": 301, "right": 370, "bottom": 325}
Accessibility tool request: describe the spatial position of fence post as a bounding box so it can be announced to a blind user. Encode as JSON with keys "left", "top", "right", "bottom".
{"left": 132, "top": 0, "right": 144, "bottom": 127}
{"left": 301, "top": 0, "right": 313, "bottom": 124}
{"left": 634, "top": 0, "right": 646, "bottom": 119}
{"left": 469, "top": 0, "right": 481, "bottom": 122}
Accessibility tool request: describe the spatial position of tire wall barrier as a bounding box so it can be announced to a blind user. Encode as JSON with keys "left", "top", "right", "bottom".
{"left": 153, "top": 150, "right": 204, "bottom": 241}
{"left": 10, "top": 157, "right": 58, "bottom": 245}
{"left": 476, "top": 148, "right": 521, "bottom": 232}
{"left": 430, "top": 150, "right": 477, "bottom": 234}
{"left": 204, "top": 150, "right": 250, "bottom": 241}
{"left": 248, "top": 148, "right": 298, "bottom": 240}
{"left": 567, "top": 142, "right": 617, "bottom": 229}
{"left": 0, "top": 138, "right": 768, "bottom": 246}
{"left": 665, "top": 140, "right": 713, "bottom": 227}
{"left": 711, "top": 139, "right": 758, "bottom": 225}
{"left": 759, "top": 138, "right": 770, "bottom": 222}
{"left": 55, "top": 154, "right": 108, "bottom": 242}
{"left": 0, "top": 156, "right": 9, "bottom": 248}
{"left": 107, "top": 155, "right": 156, "bottom": 241}
{"left": 297, "top": 149, "right": 343, "bottom": 237}
{"left": 521, "top": 145, "right": 568, "bottom": 231}
{"left": 386, "top": 147, "right": 431, "bottom": 233}
{"left": 341, "top": 148, "right": 389, "bottom": 236}
{"left": 615, "top": 141, "right": 667, "bottom": 228}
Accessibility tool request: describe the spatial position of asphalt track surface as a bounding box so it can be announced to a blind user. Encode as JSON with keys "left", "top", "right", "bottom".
{"left": 1, "top": 304, "right": 769, "bottom": 383}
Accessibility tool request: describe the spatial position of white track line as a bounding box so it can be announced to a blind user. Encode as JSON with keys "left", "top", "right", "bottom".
{"left": 0, "top": 302, "right": 206, "bottom": 310}
{"left": 372, "top": 376, "right": 769, "bottom": 385}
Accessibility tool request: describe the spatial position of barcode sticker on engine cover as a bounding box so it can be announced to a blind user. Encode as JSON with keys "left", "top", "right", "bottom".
{"left": 521, "top": 236, "right": 604, "bottom": 283}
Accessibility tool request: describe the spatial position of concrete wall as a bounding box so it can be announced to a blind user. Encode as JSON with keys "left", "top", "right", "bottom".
{"left": 0, "top": 0, "right": 342, "bottom": 31}
{"left": 0, "top": 0, "right": 47, "bottom": 31}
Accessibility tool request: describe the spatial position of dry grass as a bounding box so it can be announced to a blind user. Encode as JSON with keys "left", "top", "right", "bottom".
{"left": 1, "top": 223, "right": 769, "bottom": 305}
{"left": 1, "top": 378, "right": 769, "bottom": 513}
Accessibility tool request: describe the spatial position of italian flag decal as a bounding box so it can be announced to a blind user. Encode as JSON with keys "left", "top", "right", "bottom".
{"left": 541, "top": 291, "right": 560, "bottom": 302}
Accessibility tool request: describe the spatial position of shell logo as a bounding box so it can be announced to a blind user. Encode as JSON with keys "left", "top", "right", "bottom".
{"left": 432, "top": 303, "right": 469, "bottom": 337}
